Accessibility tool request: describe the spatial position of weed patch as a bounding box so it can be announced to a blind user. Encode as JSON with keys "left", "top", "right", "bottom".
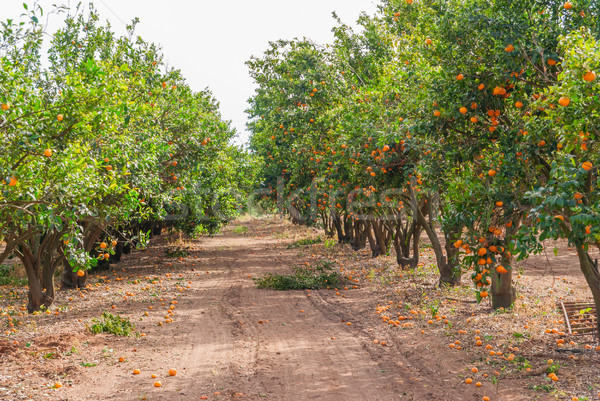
{"left": 254, "top": 261, "right": 340, "bottom": 290}
{"left": 88, "top": 312, "right": 136, "bottom": 336}
{"left": 287, "top": 236, "right": 322, "bottom": 248}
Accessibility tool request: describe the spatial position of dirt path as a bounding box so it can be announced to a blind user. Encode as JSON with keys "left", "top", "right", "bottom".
{"left": 2, "top": 217, "right": 564, "bottom": 400}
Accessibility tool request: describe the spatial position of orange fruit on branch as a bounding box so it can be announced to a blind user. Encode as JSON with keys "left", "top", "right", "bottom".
{"left": 582, "top": 161, "right": 593, "bottom": 171}
{"left": 558, "top": 96, "right": 570, "bottom": 107}
{"left": 496, "top": 265, "right": 508, "bottom": 274}
{"left": 583, "top": 71, "right": 596, "bottom": 82}
{"left": 57, "top": 114, "right": 64, "bottom": 121}
{"left": 459, "top": 106, "right": 467, "bottom": 114}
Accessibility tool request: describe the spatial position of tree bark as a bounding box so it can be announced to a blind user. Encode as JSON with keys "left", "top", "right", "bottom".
{"left": 575, "top": 245, "right": 600, "bottom": 339}
{"left": 490, "top": 252, "right": 516, "bottom": 309}
{"left": 410, "top": 189, "right": 460, "bottom": 285}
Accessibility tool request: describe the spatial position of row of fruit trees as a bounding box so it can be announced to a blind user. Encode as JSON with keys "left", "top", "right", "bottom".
{"left": 246, "top": 0, "right": 600, "bottom": 333}
{"left": 0, "top": 3, "right": 259, "bottom": 312}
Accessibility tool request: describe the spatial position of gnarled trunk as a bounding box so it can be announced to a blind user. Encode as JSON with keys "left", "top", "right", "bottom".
{"left": 410, "top": 188, "right": 461, "bottom": 286}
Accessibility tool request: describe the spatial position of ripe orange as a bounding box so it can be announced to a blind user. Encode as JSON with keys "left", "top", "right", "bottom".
{"left": 564, "top": 2, "right": 572, "bottom": 9}
{"left": 478, "top": 84, "right": 485, "bottom": 90}
{"left": 382, "top": 145, "right": 390, "bottom": 152}
{"left": 547, "top": 58, "right": 557, "bottom": 66}
{"left": 8, "top": 176, "right": 17, "bottom": 186}
{"left": 1, "top": 103, "right": 9, "bottom": 111}
{"left": 496, "top": 265, "right": 508, "bottom": 274}
{"left": 426, "top": 38, "right": 432, "bottom": 45}
{"left": 471, "top": 367, "right": 478, "bottom": 373}
{"left": 77, "top": 270, "right": 85, "bottom": 277}
{"left": 515, "top": 101, "right": 523, "bottom": 108}
{"left": 100, "top": 242, "right": 107, "bottom": 249}
{"left": 582, "top": 161, "right": 593, "bottom": 171}
{"left": 505, "top": 44, "right": 514, "bottom": 52}
{"left": 493, "top": 86, "right": 506, "bottom": 96}
{"left": 477, "top": 248, "right": 487, "bottom": 256}
{"left": 459, "top": 106, "right": 467, "bottom": 114}
{"left": 480, "top": 291, "right": 488, "bottom": 298}
{"left": 495, "top": 201, "right": 503, "bottom": 207}
{"left": 558, "top": 96, "right": 570, "bottom": 107}
{"left": 54, "top": 382, "right": 63, "bottom": 389}
{"left": 488, "top": 169, "right": 496, "bottom": 177}
{"left": 434, "top": 110, "right": 441, "bottom": 116}
{"left": 583, "top": 71, "right": 596, "bottom": 82}
{"left": 154, "top": 381, "right": 162, "bottom": 387}
{"left": 57, "top": 114, "right": 64, "bottom": 121}
{"left": 168, "top": 368, "right": 177, "bottom": 376}
{"left": 44, "top": 149, "right": 53, "bottom": 157}
{"left": 470, "top": 116, "right": 478, "bottom": 123}
{"left": 133, "top": 369, "right": 141, "bottom": 375}
{"left": 465, "top": 378, "right": 473, "bottom": 384}
{"left": 456, "top": 73, "right": 464, "bottom": 80}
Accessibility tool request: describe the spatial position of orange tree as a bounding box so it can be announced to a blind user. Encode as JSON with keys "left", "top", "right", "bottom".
{"left": 515, "top": 28, "right": 600, "bottom": 330}
{"left": 0, "top": 4, "right": 251, "bottom": 312}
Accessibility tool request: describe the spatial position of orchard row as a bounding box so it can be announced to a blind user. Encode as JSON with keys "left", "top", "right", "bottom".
{"left": 0, "top": 4, "right": 258, "bottom": 312}
{"left": 246, "top": 0, "right": 600, "bottom": 331}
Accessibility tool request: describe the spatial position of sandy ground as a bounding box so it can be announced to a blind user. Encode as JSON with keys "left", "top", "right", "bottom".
{"left": 1, "top": 216, "right": 599, "bottom": 400}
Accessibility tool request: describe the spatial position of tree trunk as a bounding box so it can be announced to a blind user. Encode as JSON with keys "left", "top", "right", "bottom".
{"left": 575, "top": 246, "right": 600, "bottom": 339}
{"left": 410, "top": 189, "right": 460, "bottom": 285}
{"left": 490, "top": 252, "right": 516, "bottom": 309}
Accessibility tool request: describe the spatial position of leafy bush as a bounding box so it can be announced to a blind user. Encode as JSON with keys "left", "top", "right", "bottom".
{"left": 254, "top": 261, "right": 340, "bottom": 290}
{"left": 233, "top": 226, "right": 249, "bottom": 234}
{"left": 88, "top": 312, "right": 136, "bottom": 336}
{"left": 287, "top": 236, "right": 322, "bottom": 248}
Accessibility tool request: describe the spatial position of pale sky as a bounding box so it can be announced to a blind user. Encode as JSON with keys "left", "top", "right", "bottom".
{"left": 1, "top": 0, "right": 378, "bottom": 145}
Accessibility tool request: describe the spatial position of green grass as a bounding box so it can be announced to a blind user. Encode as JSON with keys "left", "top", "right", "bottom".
{"left": 233, "top": 226, "right": 249, "bottom": 234}
{"left": 88, "top": 312, "right": 136, "bottom": 336}
{"left": 287, "top": 236, "right": 322, "bottom": 248}
{"left": 254, "top": 261, "right": 341, "bottom": 290}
